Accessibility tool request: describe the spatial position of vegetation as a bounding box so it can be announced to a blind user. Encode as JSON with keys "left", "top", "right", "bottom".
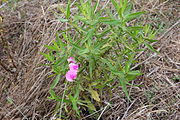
{"left": 0, "top": 0, "right": 179, "bottom": 119}
{"left": 41, "top": 0, "right": 158, "bottom": 119}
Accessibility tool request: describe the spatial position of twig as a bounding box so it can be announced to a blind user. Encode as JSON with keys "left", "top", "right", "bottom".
{"left": 0, "top": 3, "right": 6, "bottom": 9}
{"left": 163, "top": 76, "right": 176, "bottom": 87}
{"left": 164, "top": 53, "right": 180, "bottom": 68}
{"left": 121, "top": 99, "right": 136, "bottom": 120}
{"left": 81, "top": 108, "right": 104, "bottom": 120}
{"left": 6, "top": 97, "right": 28, "bottom": 120}
{"left": 94, "top": 0, "right": 100, "bottom": 13}
{"left": 0, "top": 60, "right": 13, "bottom": 74}
{"left": 70, "top": 0, "right": 77, "bottom": 7}
{"left": 97, "top": 102, "right": 110, "bottom": 120}
{"left": 81, "top": 102, "right": 110, "bottom": 120}
{"left": 101, "top": 0, "right": 110, "bottom": 10}
{"left": 146, "top": 67, "right": 159, "bottom": 77}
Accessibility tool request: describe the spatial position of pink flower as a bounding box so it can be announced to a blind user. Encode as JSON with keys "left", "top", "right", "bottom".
{"left": 69, "top": 63, "right": 79, "bottom": 71}
{"left": 66, "top": 57, "right": 79, "bottom": 82}
{"left": 67, "top": 57, "right": 76, "bottom": 63}
{"left": 65, "top": 70, "right": 77, "bottom": 82}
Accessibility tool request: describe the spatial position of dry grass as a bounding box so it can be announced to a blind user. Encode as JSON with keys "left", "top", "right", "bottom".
{"left": 0, "top": 0, "right": 179, "bottom": 119}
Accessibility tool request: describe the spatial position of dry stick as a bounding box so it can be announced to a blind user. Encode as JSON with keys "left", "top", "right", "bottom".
{"left": 153, "top": 0, "right": 169, "bottom": 11}
{"left": 94, "top": 0, "right": 100, "bottom": 13}
{"left": 146, "top": 67, "right": 159, "bottom": 77}
{"left": 6, "top": 97, "right": 28, "bottom": 120}
{"left": 97, "top": 102, "right": 110, "bottom": 120}
{"left": 0, "top": 61, "right": 13, "bottom": 74}
{"left": 164, "top": 53, "right": 180, "bottom": 67}
{"left": 131, "top": 19, "right": 180, "bottom": 70}
{"left": 120, "top": 99, "right": 136, "bottom": 120}
{"left": 81, "top": 108, "right": 104, "bottom": 120}
{"left": 101, "top": 0, "right": 110, "bottom": 10}
{"left": 81, "top": 102, "right": 110, "bottom": 120}
{"left": 0, "top": 3, "right": 6, "bottom": 8}
{"left": 70, "top": 0, "right": 77, "bottom": 7}
{"left": 163, "top": 76, "right": 176, "bottom": 87}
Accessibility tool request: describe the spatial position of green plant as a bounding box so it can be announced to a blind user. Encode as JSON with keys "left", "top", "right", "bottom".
{"left": 41, "top": 0, "right": 158, "bottom": 119}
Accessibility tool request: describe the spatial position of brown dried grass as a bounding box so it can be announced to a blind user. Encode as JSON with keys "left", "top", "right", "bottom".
{"left": 0, "top": 0, "right": 179, "bottom": 119}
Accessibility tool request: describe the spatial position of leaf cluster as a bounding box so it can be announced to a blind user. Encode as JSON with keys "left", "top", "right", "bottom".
{"left": 41, "top": 0, "right": 158, "bottom": 119}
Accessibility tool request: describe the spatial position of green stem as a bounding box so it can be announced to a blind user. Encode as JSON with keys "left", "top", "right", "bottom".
{"left": 59, "top": 81, "right": 68, "bottom": 119}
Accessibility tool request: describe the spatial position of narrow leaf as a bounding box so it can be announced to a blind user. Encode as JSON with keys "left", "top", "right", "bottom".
{"left": 66, "top": 0, "right": 71, "bottom": 19}
{"left": 56, "top": 33, "right": 65, "bottom": 52}
{"left": 127, "top": 70, "right": 142, "bottom": 76}
{"left": 145, "top": 42, "right": 160, "bottom": 54}
{"left": 50, "top": 74, "right": 61, "bottom": 89}
{"left": 124, "top": 11, "right": 145, "bottom": 22}
{"left": 55, "top": 14, "right": 68, "bottom": 22}
{"left": 119, "top": 76, "right": 130, "bottom": 100}
{"left": 110, "top": 0, "right": 119, "bottom": 11}
{"left": 89, "top": 88, "right": 100, "bottom": 102}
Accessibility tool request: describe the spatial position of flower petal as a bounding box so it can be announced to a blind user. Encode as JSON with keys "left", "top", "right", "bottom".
{"left": 65, "top": 70, "right": 77, "bottom": 82}
{"left": 67, "top": 57, "right": 76, "bottom": 63}
{"left": 69, "top": 63, "right": 79, "bottom": 71}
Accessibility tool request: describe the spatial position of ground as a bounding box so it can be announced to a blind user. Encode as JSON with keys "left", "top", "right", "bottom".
{"left": 0, "top": 0, "right": 179, "bottom": 120}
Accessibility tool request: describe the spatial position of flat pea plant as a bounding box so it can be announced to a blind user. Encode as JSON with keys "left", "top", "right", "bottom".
{"left": 41, "top": 0, "right": 158, "bottom": 119}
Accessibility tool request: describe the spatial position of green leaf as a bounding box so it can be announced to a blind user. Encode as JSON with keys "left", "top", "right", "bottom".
{"left": 119, "top": 75, "right": 130, "bottom": 100}
{"left": 89, "top": 55, "right": 95, "bottom": 79}
{"left": 70, "top": 41, "right": 83, "bottom": 50}
{"left": 69, "top": 94, "right": 80, "bottom": 115}
{"left": 124, "top": 2, "right": 132, "bottom": 16}
{"left": 126, "top": 75, "right": 138, "bottom": 82}
{"left": 99, "top": 17, "right": 121, "bottom": 25}
{"left": 49, "top": 89, "right": 56, "bottom": 99}
{"left": 40, "top": 52, "right": 54, "bottom": 62}
{"left": 110, "top": 0, "right": 119, "bottom": 12}
{"left": 94, "top": 38, "right": 109, "bottom": 50}
{"left": 89, "top": 88, "right": 100, "bottom": 102}
{"left": 48, "top": 92, "right": 70, "bottom": 103}
{"left": 124, "top": 54, "right": 134, "bottom": 73}
{"left": 127, "top": 26, "right": 143, "bottom": 31}
{"left": 145, "top": 38, "right": 158, "bottom": 43}
{"left": 101, "top": 58, "right": 115, "bottom": 70}
{"left": 87, "top": 102, "right": 96, "bottom": 111}
{"left": 7, "top": 97, "right": 13, "bottom": 104}
{"left": 55, "top": 14, "right": 68, "bottom": 22}
{"left": 122, "top": 0, "right": 128, "bottom": 14}
{"left": 145, "top": 42, "right": 160, "bottom": 54}
{"left": 56, "top": 33, "right": 66, "bottom": 52}
{"left": 50, "top": 74, "right": 61, "bottom": 89}
{"left": 135, "top": 49, "right": 145, "bottom": 52}
{"left": 96, "top": 29, "right": 111, "bottom": 38}
{"left": 52, "top": 40, "right": 61, "bottom": 51}
{"left": 66, "top": 0, "right": 71, "bottom": 19}
{"left": 54, "top": 56, "right": 67, "bottom": 66}
{"left": 111, "top": 70, "right": 124, "bottom": 76}
{"left": 127, "top": 70, "right": 142, "bottom": 76}
{"left": 84, "top": 28, "right": 94, "bottom": 45}
{"left": 74, "top": 15, "right": 87, "bottom": 22}
{"left": 44, "top": 45, "right": 59, "bottom": 51}
{"left": 124, "top": 11, "right": 145, "bottom": 22}
{"left": 74, "top": 86, "right": 80, "bottom": 99}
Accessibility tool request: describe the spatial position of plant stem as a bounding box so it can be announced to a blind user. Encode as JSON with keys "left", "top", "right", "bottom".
{"left": 59, "top": 81, "right": 68, "bottom": 119}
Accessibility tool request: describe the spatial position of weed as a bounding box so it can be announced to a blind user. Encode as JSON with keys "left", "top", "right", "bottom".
{"left": 41, "top": 0, "right": 158, "bottom": 119}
